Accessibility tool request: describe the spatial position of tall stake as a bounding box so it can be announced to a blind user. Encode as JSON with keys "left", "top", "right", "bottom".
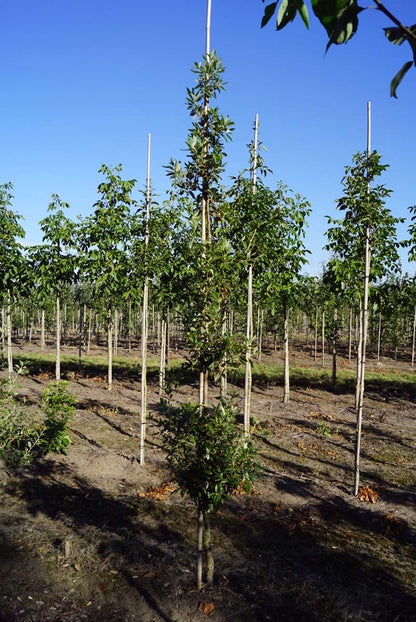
{"left": 199, "top": 0, "right": 212, "bottom": 409}
{"left": 244, "top": 113, "right": 259, "bottom": 441}
{"left": 140, "top": 133, "right": 151, "bottom": 465}
{"left": 354, "top": 102, "right": 371, "bottom": 496}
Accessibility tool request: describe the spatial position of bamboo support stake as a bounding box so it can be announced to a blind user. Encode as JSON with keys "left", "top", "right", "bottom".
{"left": 140, "top": 133, "right": 151, "bottom": 465}
{"left": 354, "top": 102, "right": 371, "bottom": 497}
{"left": 244, "top": 113, "right": 259, "bottom": 440}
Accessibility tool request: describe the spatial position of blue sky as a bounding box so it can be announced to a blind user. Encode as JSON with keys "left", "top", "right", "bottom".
{"left": 1, "top": 1, "right": 415, "bottom": 275}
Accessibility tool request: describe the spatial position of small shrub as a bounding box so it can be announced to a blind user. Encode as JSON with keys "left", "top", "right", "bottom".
{"left": 40, "top": 381, "right": 77, "bottom": 454}
{"left": 0, "top": 376, "right": 44, "bottom": 467}
{"left": 315, "top": 421, "right": 333, "bottom": 437}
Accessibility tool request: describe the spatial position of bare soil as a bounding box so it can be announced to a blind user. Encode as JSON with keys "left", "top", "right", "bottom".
{"left": 0, "top": 342, "right": 415, "bottom": 621}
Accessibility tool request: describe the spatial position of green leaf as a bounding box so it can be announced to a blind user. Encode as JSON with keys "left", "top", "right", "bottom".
{"left": 298, "top": 1, "right": 309, "bottom": 29}
{"left": 261, "top": 2, "right": 277, "bottom": 28}
{"left": 390, "top": 60, "right": 413, "bottom": 98}
{"left": 311, "top": 0, "right": 363, "bottom": 47}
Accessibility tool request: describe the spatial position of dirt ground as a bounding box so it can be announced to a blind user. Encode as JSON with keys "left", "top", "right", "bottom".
{"left": 0, "top": 341, "right": 415, "bottom": 621}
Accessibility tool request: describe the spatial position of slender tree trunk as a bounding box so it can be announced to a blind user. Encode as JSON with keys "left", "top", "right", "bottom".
{"left": 78, "top": 301, "right": 83, "bottom": 370}
{"left": 314, "top": 307, "right": 318, "bottom": 362}
{"left": 244, "top": 113, "right": 258, "bottom": 436}
{"left": 159, "top": 308, "right": 167, "bottom": 395}
{"left": 7, "top": 290, "right": 13, "bottom": 375}
{"left": 411, "top": 306, "right": 416, "bottom": 368}
{"left": 332, "top": 306, "right": 338, "bottom": 390}
{"left": 244, "top": 263, "right": 253, "bottom": 438}
{"left": 197, "top": 510, "right": 203, "bottom": 590}
{"left": 1, "top": 307, "right": 5, "bottom": 359}
{"left": 203, "top": 512, "right": 214, "bottom": 585}
{"left": 321, "top": 310, "right": 325, "bottom": 367}
{"left": 354, "top": 102, "right": 371, "bottom": 497}
{"left": 348, "top": 308, "right": 352, "bottom": 362}
{"left": 220, "top": 309, "right": 228, "bottom": 398}
{"left": 114, "top": 308, "right": 119, "bottom": 357}
{"left": 283, "top": 305, "right": 290, "bottom": 404}
{"left": 377, "top": 311, "right": 382, "bottom": 363}
{"left": 87, "top": 309, "right": 92, "bottom": 355}
{"left": 56, "top": 295, "right": 61, "bottom": 381}
{"left": 41, "top": 308, "right": 46, "bottom": 350}
{"left": 140, "top": 133, "right": 151, "bottom": 466}
{"left": 258, "top": 308, "right": 264, "bottom": 362}
{"left": 107, "top": 307, "right": 113, "bottom": 391}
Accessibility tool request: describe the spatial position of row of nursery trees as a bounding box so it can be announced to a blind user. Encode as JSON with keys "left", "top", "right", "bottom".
{"left": 2, "top": 33, "right": 416, "bottom": 585}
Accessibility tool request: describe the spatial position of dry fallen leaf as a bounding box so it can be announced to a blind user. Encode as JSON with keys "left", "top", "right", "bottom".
{"left": 138, "top": 482, "right": 176, "bottom": 501}
{"left": 198, "top": 601, "right": 215, "bottom": 616}
{"left": 143, "top": 571, "right": 156, "bottom": 578}
{"left": 357, "top": 485, "right": 379, "bottom": 503}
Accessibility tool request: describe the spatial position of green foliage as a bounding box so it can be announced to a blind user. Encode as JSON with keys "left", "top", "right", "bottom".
{"left": 0, "top": 375, "right": 43, "bottom": 467}
{"left": 261, "top": 0, "right": 416, "bottom": 96}
{"left": 315, "top": 421, "right": 333, "bottom": 436}
{"left": 78, "top": 164, "right": 137, "bottom": 307}
{"left": 325, "top": 150, "right": 403, "bottom": 295}
{"left": 158, "top": 398, "right": 259, "bottom": 514}
{"left": 40, "top": 381, "right": 76, "bottom": 454}
{"left": 0, "top": 183, "right": 26, "bottom": 297}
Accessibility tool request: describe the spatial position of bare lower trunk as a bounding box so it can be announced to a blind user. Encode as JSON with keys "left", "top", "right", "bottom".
{"left": 331, "top": 306, "right": 338, "bottom": 390}
{"left": 203, "top": 512, "right": 214, "bottom": 585}
{"left": 107, "top": 308, "right": 113, "bottom": 391}
{"left": 220, "top": 310, "right": 228, "bottom": 399}
{"left": 197, "top": 511, "right": 203, "bottom": 590}
{"left": 244, "top": 264, "right": 253, "bottom": 438}
{"left": 159, "top": 310, "right": 167, "bottom": 395}
{"left": 283, "top": 306, "right": 290, "bottom": 404}
{"left": 348, "top": 308, "right": 352, "bottom": 362}
{"left": 7, "top": 291, "right": 13, "bottom": 375}
{"left": 41, "top": 308, "right": 45, "bottom": 350}
{"left": 56, "top": 295, "right": 61, "bottom": 381}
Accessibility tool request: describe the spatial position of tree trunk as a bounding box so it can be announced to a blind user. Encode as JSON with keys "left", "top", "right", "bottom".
{"left": 159, "top": 308, "right": 167, "bottom": 396}
{"left": 354, "top": 221, "right": 371, "bottom": 497}
{"left": 314, "top": 307, "right": 318, "bottom": 362}
{"left": 411, "top": 306, "right": 416, "bottom": 368}
{"left": 7, "top": 290, "right": 13, "bottom": 375}
{"left": 283, "top": 305, "right": 290, "bottom": 404}
{"left": 107, "top": 308, "right": 113, "bottom": 390}
{"left": 377, "top": 311, "right": 382, "bottom": 363}
{"left": 203, "top": 512, "right": 214, "bottom": 585}
{"left": 348, "top": 308, "right": 352, "bottom": 362}
{"left": 321, "top": 310, "right": 325, "bottom": 367}
{"left": 332, "top": 306, "right": 338, "bottom": 390}
{"left": 78, "top": 301, "right": 83, "bottom": 370}
{"left": 113, "top": 308, "right": 119, "bottom": 357}
{"left": 197, "top": 511, "right": 203, "bottom": 590}
{"left": 244, "top": 263, "right": 253, "bottom": 438}
{"left": 55, "top": 295, "right": 61, "bottom": 380}
{"left": 220, "top": 309, "right": 228, "bottom": 399}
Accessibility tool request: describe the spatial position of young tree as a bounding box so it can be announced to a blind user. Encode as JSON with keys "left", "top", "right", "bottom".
{"left": 325, "top": 149, "right": 403, "bottom": 494}
{"left": 29, "top": 195, "right": 76, "bottom": 380}
{"left": 159, "top": 398, "right": 258, "bottom": 589}
{"left": 0, "top": 183, "right": 26, "bottom": 374}
{"left": 78, "top": 165, "right": 136, "bottom": 391}
{"left": 165, "top": 49, "right": 234, "bottom": 407}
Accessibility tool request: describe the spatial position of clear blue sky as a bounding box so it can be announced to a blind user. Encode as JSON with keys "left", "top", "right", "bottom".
{"left": 1, "top": 1, "right": 414, "bottom": 275}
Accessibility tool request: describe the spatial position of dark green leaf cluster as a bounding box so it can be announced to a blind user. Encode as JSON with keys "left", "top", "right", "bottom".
{"left": 261, "top": 0, "right": 416, "bottom": 96}
{"left": 158, "top": 398, "right": 258, "bottom": 514}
